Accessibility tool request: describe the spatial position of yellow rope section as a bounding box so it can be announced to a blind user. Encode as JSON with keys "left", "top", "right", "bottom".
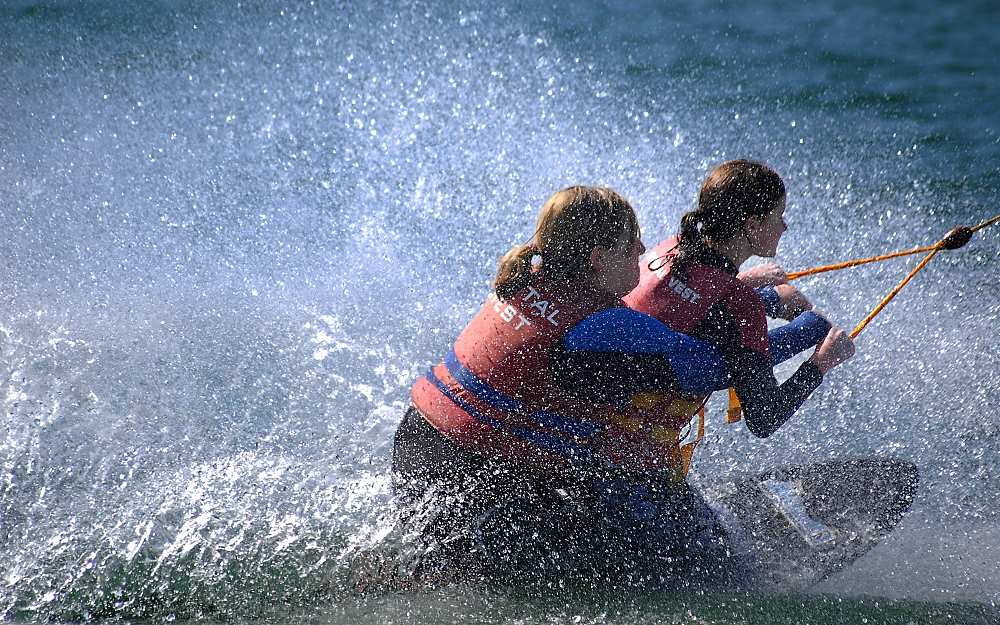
{"left": 972, "top": 213, "right": 1000, "bottom": 233}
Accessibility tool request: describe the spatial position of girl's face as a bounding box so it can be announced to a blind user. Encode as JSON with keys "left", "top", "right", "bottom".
{"left": 591, "top": 230, "right": 646, "bottom": 297}
{"left": 745, "top": 196, "right": 788, "bottom": 258}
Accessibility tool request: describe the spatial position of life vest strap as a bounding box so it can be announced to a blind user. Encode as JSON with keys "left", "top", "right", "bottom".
{"left": 442, "top": 350, "right": 604, "bottom": 440}
{"left": 726, "top": 387, "right": 743, "bottom": 424}
{"left": 424, "top": 366, "right": 592, "bottom": 461}
{"left": 678, "top": 406, "right": 706, "bottom": 477}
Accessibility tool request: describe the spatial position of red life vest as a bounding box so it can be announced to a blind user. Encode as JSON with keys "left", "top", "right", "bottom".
{"left": 624, "top": 237, "right": 766, "bottom": 452}
{"left": 628, "top": 237, "right": 769, "bottom": 354}
{"left": 410, "top": 278, "right": 678, "bottom": 476}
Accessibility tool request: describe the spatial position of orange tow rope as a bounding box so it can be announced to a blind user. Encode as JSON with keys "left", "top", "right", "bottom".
{"left": 848, "top": 246, "right": 941, "bottom": 338}
{"left": 725, "top": 213, "right": 998, "bottom": 422}
{"left": 786, "top": 244, "right": 939, "bottom": 280}
{"left": 788, "top": 213, "right": 999, "bottom": 338}
{"left": 787, "top": 216, "right": 999, "bottom": 280}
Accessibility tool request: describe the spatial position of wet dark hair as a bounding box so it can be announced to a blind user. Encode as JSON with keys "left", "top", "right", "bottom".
{"left": 494, "top": 186, "right": 639, "bottom": 301}
{"left": 671, "top": 160, "right": 785, "bottom": 275}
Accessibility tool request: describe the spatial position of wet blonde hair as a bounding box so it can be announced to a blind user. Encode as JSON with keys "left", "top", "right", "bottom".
{"left": 494, "top": 186, "right": 639, "bottom": 301}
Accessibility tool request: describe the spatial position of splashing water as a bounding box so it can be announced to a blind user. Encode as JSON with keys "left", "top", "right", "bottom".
{"left": 1, "top": 0, "right": 999, "bottom": 621}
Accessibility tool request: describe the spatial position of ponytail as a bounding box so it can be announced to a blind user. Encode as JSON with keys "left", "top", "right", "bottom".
{"left": 671, "top": 209, "right": 708, "bottom": 277}
{"left": 677, "top": 209, "right": 705, "bottom": 254}
{"left": 494, "top": 243, "right": 538, "bottom": 301}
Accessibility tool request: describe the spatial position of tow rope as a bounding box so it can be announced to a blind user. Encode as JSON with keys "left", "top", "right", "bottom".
{"left": 726, "top": 212, "right": 998, "bottom": 423}
{"left": 789, "top": 213, "right": 999, "bottom": 337}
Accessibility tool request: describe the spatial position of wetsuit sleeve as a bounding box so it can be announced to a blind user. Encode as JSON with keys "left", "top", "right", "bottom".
{"left": 552, "top": 308, "right": 725, "bottom": 405}
{"left": 729, "top": 352, "right": 824, "bottom": 438}
{"left": 757, "top": 286, "right": 782, "bottom": 318}
{"left": 768, "top": 311, "right": 831, "bottom": 364}
{"left": 698, "top": 288, "right": 823, "bottom": 438}
{"left": 553, "top": 305, "right": 828, "bottom": 421}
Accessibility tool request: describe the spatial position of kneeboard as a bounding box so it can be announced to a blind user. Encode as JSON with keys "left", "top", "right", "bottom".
{"left": 350, "top": 455, "right": 918, "bottom": 594}
{"left": 709, "top": 456, "right": 918, "bottom": 590}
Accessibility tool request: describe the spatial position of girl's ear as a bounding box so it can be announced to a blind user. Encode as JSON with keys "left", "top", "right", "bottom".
{"left": 743, "top": 215, "right": 764, "bottom": 236}
{"left": 589, "top": 245, "right": 604, "bottom": 272}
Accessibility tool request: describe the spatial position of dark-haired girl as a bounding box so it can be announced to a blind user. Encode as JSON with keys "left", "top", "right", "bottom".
{"left": 625, "top": 160, "right": 854, "bottom": 443}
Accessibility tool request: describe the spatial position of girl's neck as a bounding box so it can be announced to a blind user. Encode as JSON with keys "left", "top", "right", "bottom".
{"left": 705, "top": 236, "right": 750, "bottom": 269}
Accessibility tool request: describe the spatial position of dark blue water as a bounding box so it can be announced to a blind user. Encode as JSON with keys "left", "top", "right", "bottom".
{"left": 1, "top": 1, "right": 998, "bottom": 622}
